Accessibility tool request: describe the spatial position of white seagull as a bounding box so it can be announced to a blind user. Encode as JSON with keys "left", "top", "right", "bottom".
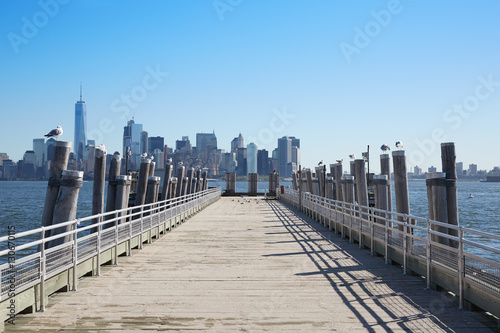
{"left": 318, "top": 160, "right": 323, "bottom": 166}
{"left": 349, "top": 154, "right": 355, "bottom": 160}
{"left": 336, "top": 159, "right": 343, "bottom": 164}
{"left": 380, "top": 144, "right": 390, "bottom": 152}
{"left": 395, "top": 141, "right": 404, "bottom": 150}
{"left": 45, "top": 126, "right": 63, "bottom": 140}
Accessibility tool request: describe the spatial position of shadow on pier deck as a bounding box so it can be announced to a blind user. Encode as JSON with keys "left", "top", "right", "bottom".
{"left": 6, "top": 198, "right": 496, "bottom": 332}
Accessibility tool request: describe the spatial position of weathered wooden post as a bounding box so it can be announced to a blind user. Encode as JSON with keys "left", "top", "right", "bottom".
{"left": 305, "top": 169, "right": 313, "bottom": 193}
{"left": 441, "top": 142, "right": 459, "bottom": 248}
{"left": 105, "top": 152, "right": 121, "bottom": 214}
{"left": 333, "top": 163, "right": 343, "bottom": 202}
{"left": 373, "top": 175, "right": 389, "bottom": 224}
{"left": 41, "top": 141, "right": 71, "bottom": 237}
{"left": 312, "top": 178, "right": 319, "bottom": 196}
{"left": 146, "top": 176, "right": 161, "bottom": 204}
{"left": 248, "top": 173, "right": 258, "bottom": 194}
{"left": 350, "top": 160, "right": 355, "bottom": 177}
{"left": 161, "top": 164, "right": 173, "bottom": 201}
{"left": 191, "top": 176, "right": 197, "bottom": 194}
{"left": 354, "top": 159, "right": 369, "bottom": 207}
{"left": 182, "top": 176, "right": 189, "bottom": 197}
{"left": 115, "top": 175, "right": 131, "bottom": 225}
{"left": 226, "top": 172, "right": 236, "bottom": 194}
{"left": 186, "top": 167, "right": 195, "bottom": 194}
{"left": 196, "top": 170, "right": 202, "bottom": 193}
{"left": 326, "top": 176, "right": 334, "bottom": 199}
{"left": 170, "top": 177, "right": 178, "bottom": 199}
{"left": 342, "top": 175, "right": 355, "bottom": 203}
{"left": 92, "top": 146, "right": 107, "bottom": 231}
{"left": 176, "top": 165, "right": 185, "bottom": 197}
{"left": 392, "top": 150, "right": 410, "bottom": 231}
{"left": 292, "top": 172, "right": 298, "bottom": 190}
{"left": 298, "top": 165, "right": 302, "bottom": 210}
{"left": 201, "top": 171, "right": 208, "bottom": 191}
{"left": 426, "top": 172, "right": 450, "bottom": 245}
{"left": 47, "top": 170, "right": 83, "bottom": 248}
{"left": 135, "top": 158, "right": 150, "bottom": 207}
{"left": 380, "top": 153, "right": 392, "bottom": 213}
{"left": 148, "top": 161, "right": 156, "bottom": 177}
{"left": 316, "top": 166, "right": 325, "bottom": 197}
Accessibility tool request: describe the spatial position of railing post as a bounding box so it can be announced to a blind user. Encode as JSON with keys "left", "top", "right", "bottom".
{"left": 359, "top": 205, "right": 363, "bottom": 249}
{"left": 426, "top": 219, "right": 431, "bottom": 289}
{"left": 73, "top": 219, "right": 79, "bottom": 291}
{"left": 458, "top": 227, "right": 464, "bottom": 309}
{"left": 403, "top": 214, "right": 407, "bottom": 275}
{"left": 114, "top": 215, "right": 119, "bottom": 265}
{"left": 40, "top": 227, "right": 46, "bottom": 312}
{"left": 97, "top": 214, "right": 102, "bottom": 276}
{"left": 385, "top": 218, "right": 389, "bottom": 264}
{"left": 370, "top": 208, "right": 374, "bottom": 255}
{"left": 140, "top": 206, "right": 144, "bottom": 249}
{"left": 349, "top": 204, "right": 353, "bottom": 244}
{"left": 128, "top": 208, "right": 132, "bottom": 256}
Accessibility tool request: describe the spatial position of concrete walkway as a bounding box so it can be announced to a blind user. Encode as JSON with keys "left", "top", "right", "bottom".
{"left": 7, "top": 198, "right": 494, "bottom": 332}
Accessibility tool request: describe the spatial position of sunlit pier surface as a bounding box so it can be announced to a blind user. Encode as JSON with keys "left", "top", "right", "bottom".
{"left": 5, "top": 197, "right": 494, "bottom": 332}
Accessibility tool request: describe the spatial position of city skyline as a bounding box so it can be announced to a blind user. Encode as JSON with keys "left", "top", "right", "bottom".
{"left": 1, "top": 2, "right": 500, "bottom": 171}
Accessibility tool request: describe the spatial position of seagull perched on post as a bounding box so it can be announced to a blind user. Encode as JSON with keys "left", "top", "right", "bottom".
{"left": 336, "top": 159, "right": 343, "bottom": 164}
{"left": 166, "top": 157, "right": 172, "bottom": 165}
{"left": 349, "top": 154, "right": 355, "bottom": 160}
{"left": 380, "top": 144, "right": 390, "bottom": 152}
{"left": 44, "top": 126, "right": 63, "bottom": 140}
{"left": 395, "top": 141, "right": 404, "bottom": 150}
{"left": 318, "top": 160, "right": 323, "bottom": 166}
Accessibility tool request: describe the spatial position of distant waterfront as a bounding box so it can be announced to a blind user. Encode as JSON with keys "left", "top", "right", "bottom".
{"left": 1, "top": 180, "right": 499, "bottom": 261}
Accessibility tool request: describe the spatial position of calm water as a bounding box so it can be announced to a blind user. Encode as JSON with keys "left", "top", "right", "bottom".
{"left": 1, "top": 180, "right": 499, "bottom": 261}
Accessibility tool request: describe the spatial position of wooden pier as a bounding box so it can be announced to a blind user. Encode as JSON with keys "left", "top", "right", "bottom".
{"left": 6, "top": 197, "right": 493, "bottom": 332}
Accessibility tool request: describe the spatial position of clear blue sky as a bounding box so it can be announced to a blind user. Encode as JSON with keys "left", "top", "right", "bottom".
{"left": 1, "top": 0, "right": 500, "bottom": 173}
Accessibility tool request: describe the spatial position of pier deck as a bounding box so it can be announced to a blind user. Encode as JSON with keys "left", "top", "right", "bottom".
{"left": 7, "top": 198, "right": 493, "bottom": 332}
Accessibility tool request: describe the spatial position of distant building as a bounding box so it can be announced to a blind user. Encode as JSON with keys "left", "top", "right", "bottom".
{"left": 414, "top": 165, "right": 422, "bottom": 176}
{"left": 140, "top": 131, "right": 148, "bottom": 155}
{"left": 33, "top": 138, "right": 45, "bottom": 168}
{"left": 148, "top": 136, "right": 164, "bottom": 154}
{"left": 122, "top": 118, "right": 143, "bottom": 170}
{"left": 257, "top": 149, "right": 269, "bottom": 176}
{"left": 247, "top": 143, "right": 258, "bottom": 174}
{"left": 220, "top": 152, "right": 237, "bottom": 174}
{"left": 236, "top": 148, "right": 247, "bottom": 176}
{"left": 74, "top": 83, "right": 87, "bottom": 164}
{"left": 231, "top": 133, "right": 244, "bottom": 153}
{"left": 153, "top": 148, "right": 165, "bottom": 168}
{"left": 175, "top": 136, "right": 191, "bottom": 152}
{"left": 456, "top": 162, "right": 463, "bottom": 177}
{"left": 428, "top": 166, "right": 437, "bottom": 173}
{"left": 22, "top": 150, "right": 36, "bottom": 178}
{"left": 468, "top": 164, "right": 477, "bottom": 175}
{"left": 2, "top": 160, "right": 17, "bottom": 179}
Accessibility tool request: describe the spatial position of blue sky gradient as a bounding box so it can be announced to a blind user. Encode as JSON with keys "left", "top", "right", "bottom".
{"left": 1, "top": 0, "right": 499, "bottom": 173}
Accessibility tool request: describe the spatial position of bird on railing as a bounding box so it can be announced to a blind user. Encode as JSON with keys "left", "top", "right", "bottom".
{"left": 395, "top": 140, "right": 404, "bottom": 150}
{"left": 349, "top": 154, "right": 355, "bottom": 160}
{"left": 380, "top": 144, "right": 390, "bottom": 152}
{"left": 44, "top": 126, "right": 63, "bottom": 140}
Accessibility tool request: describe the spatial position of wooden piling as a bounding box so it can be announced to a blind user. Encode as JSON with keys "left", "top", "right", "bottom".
{"left": 354, "top": 159, "right": 368, "bottom": 207}
{"left": 342, "top": 175, "right": 355, "bottom": 203}
{"left": 191, "top": 176, "right": 197, "bottom": 194}
{"left": 392, "top": 150, "right": 410, "bottom": 231}
{"left": 201, "top": 171, "right": 208, "bottom": 191}
{"left": 426, "top": 172, "right": 450, "bottom": 245}
{"left": 226, "top": 173, "right": 236, "bottom": 194}
{"left": 248, "top": 173, "right": 258, "bottom": 194}
{"left": 292, "top": 172, "right": 298, "bottom": 191}
{"left": 92, "top": 146, "right": 107, "bottom": 231}
{"left": 441, "top": 142, "right": 459, "bottom": 248}
{"left": 176, "top": 166, "right": 185, "bottom": 197}
{"left": 170, "top": 177, "right": 178, "bottom": 199}
{"left": 316, "top": 166, "right": 326, "bottom": 197}
{"left": 115, "top": 175, "right": 131, "bottom": 225}
{"left": 380, "top": 154, "right": 393, "bottom": 213}
{"left": 186, "top": 168, "right": 195, "bottom": 194}
{"left": 47, "top": 170, "right": 83, "bottom": 248}
{"left": 135, "top": 158, "right": 150, "bottom": 207}
{"left": 182, "top": 176, "right": 189, "bottom": 197}
{"left": 105, "top": 152, "right": 121, "bottom": 214}
{"left": 326, "top": 176, "right": 334, "bottom": 199}
{"left": 146, "top": 176, "right": 161, "bottom": 204}
{"left": 333, "top": 163, "right": 343, "bottom": 202}
{"left": 373, "top": 175, "right": 389, "bottom": 224}
{"left": 148, "top": 161, "right": 156, "bottom": 177}
{"left": 196, "top": 170, "right": 202, "bottom": 193}
{"left": 305, "top": 169, "right": 313, "bottom": 193}
{"left": 41, "top": 141, "right": 71, "bottom": 236}
{"left": 161, "top": 164, "right": 173, "bottom": 200}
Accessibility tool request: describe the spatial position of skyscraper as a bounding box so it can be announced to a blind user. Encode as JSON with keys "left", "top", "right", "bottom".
{"left": 122, "top": 118, "right": 143, "bottom": 170}
{"left": 247, "top": 143, "right": 258, "bottom": 174}
{"left": 74, "top": 83, "right": 87, "bottom": 163}
{"left": 33, "top": 138, "right": 45, "bottom": 168}
{"left": 231, "top": 133, "right": 244, "bottom": 153}
{"left": 257, "top": 149, "right": 269, "bottom": 176}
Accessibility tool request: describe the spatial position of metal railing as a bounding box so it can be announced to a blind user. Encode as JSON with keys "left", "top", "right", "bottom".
{"left": 0, "top": 187, "right": 221, "bottom": 312}
{"left": 281, "top": 188, "right": 500, "bottom": 315}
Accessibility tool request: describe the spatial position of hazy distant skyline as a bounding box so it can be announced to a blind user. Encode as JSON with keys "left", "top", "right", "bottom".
{"left": 1, "top": 1, "right": 500, "bottom": 173}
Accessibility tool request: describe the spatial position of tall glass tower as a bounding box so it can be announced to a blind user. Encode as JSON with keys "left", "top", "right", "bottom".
{"left": 74, "top": 83, "right": 87, "bottom": 163}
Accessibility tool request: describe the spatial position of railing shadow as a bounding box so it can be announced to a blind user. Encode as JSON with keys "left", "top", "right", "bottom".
{"left": 265, "top": 199, "right": 481, "bottom": 332}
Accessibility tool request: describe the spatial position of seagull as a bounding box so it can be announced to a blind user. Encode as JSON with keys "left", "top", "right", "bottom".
{"left": 96, "top": 144, "right": 106, "bottom": 151}
{"left": 395, "top": 141, "right": 404, "bottom": 150}
{"left": 349, "top": 154, "right": 355, "bottom": 160}
{"left": 166, "top": 157, "right": 173, "bottom": 165}
{"left": 336, "top": 159, "right": 343, "bottom": 164}
{"left": 318, "top": 160, "right": 323, "bottom": 166}
{"left": 44, "top": 126, "right": 63, "bottom": 140}
{"left": 140, "top": 152, "right": 147, "bottom": 158}
{"left": 380, "top": 144, "right": 390, "bottom": 152}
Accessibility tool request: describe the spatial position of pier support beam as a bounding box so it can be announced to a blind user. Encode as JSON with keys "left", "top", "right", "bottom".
{"left": 105, "top": 152, "right": 121, "bottom": 214}
{"left": 226, "top": 173, "right": 236, "bottom": 194}
{"left": 135, "top": 158, "right": 151, "bottom": 206}
{"left": 92, "top": 146, "right": 107, "bottom": 231}
{"left": 392, "top": 150, "right": 410, "bottom": 231}
{"left": 441, "top": 142, "right": 459, "bottom": 248}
